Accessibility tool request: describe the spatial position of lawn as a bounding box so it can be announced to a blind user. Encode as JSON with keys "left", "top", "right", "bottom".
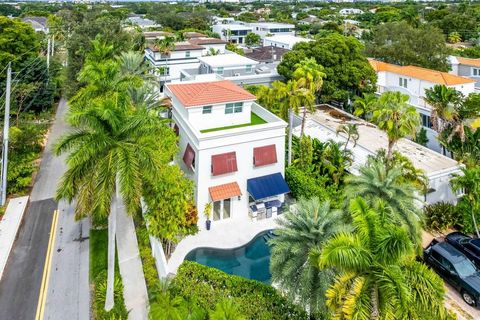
{"left": 89, "top": 229, "right": 128, "bottom": 319}
{"left": 200, "top": 112, "right": 267, "bottom": 133}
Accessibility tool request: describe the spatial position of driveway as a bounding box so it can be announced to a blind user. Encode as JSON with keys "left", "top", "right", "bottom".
{"left": 445, "top": 283, "right": 480, "bottom": 320}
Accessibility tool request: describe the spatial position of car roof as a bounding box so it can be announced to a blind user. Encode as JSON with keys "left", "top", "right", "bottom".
{"left": 433, "top": 242, "right": 469, "bottom": 264}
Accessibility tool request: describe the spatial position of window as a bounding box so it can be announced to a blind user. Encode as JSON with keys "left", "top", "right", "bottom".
{"left": 246, "top": 65, "right": 252, "bottom": 73}
{"left": 159, "top": 66, "right": 170, "bottom": 76}
{"left": 185, "top": 51, "right": 190, "bottom": 58}
{"left": 216, "top": 67, "right": 224, "bottom": 75}
{"left": 399, "top": 77, "right": 408, "bottom": 88}
{"left": 225, "top": 102, "right": 243, "bottom": 114}
{"left": 421, "top": 114, "right": 433, "bottom": 129}
{"left": 202, "top": 106, "right": 212, "bottom": 114}
{"left": 472, "top": 68, "right": 480, "bottom": 77}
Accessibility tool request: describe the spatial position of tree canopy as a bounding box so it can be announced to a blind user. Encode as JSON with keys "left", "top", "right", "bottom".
{"left": 278, "top": 34, "right": 376, "bottom": 102}
{"left": 365, "top": 21, "right": 449, "bottom": 72}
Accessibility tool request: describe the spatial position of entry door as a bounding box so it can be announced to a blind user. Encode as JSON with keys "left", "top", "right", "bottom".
{"left": 213, "top": 201, "right": 221, "bottom": 221}
{"left": 223, "top": 198, "right": 231, "bottom": 219}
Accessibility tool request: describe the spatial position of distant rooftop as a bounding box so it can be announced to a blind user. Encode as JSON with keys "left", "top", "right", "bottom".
{"left": 248, "top": 22, "right": 295, "bottom": 28}
{"left": 369, "top": 59, "right": 475, "bottom": 86}
{"left": 198, "top": 53, "right": 258, "bottom": 68}
{"left": 188, "top": 37, "right": 228, "bottom": 45}
{"left": 216, "top": 24, "right": 252, "bottom": 30}
{"left": 264, "top": 35, "right": 312, "bottom": 46}
{"left": 166, "top": 80, "right": 256, "bottom": 108}
{"left": 454, "top": 56, "right": 480, "bottom": 68}
{"left": 295, "top": 105, "right": 461, "bottom": 177}
{"left": 183, "top": 32, "right": 207, "bottom": 39}
{"left": 245, "top": 46, "right": 289, "bottom": 62}
{"left": 147, "top": 42, "right": 204, "bottom": 52}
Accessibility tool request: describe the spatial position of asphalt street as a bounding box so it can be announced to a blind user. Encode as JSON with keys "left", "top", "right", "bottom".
{"left": 0, "top": 99, "right": 90, "bottom": 320}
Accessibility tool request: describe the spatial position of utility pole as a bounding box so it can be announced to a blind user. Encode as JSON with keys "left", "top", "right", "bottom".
{"left": 1, "top": 63, "right": 12, "bottom": 206}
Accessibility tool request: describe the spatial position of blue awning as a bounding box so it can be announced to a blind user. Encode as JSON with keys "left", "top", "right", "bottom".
{"left": 247, "top": 173, "right": 290, "bottom": 200}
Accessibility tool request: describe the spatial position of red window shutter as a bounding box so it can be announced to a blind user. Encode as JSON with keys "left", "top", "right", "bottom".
{"left": 211, "top": 152, "right": 238, "bottom": 176}
{"left": 183, "top": 144, "right": 195, "bottom": 169}
{"left": 253, "top": 145, "right": 277, "bottom": 167}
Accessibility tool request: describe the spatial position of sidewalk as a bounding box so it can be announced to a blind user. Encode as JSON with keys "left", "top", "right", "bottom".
{"left": 0, "top": 196, "right": 29, "bottom": 280}
{"left": 116, "top": 203, "right": 148, "bottom": 320}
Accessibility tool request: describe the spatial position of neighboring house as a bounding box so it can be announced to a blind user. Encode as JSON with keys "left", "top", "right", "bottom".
{"left": 298, "top": 16, "right": 321, "bottom": 26}
{"left": 180, "top": 53, "right": 283, "bottom": 86}
{"left": 339, "top": 8, "right": 364, "bottom": 15}
{"left": 247, "top": 22, "right": 295, "bottom": 38}
{"left": 212, "top": 16, "right": 236, "bottom": 25}
{"left": 126, "top": 16, "right": 161, "bottom": 29}
{"left": 165, "top": 79, "right": 288, "bottom": 229}
{"left": 212, "top": 23, "right": 253, "bottom": 44}
{"left": 448, "top": 56, "right": 480, "bottom": 91}
{"left": 369, "top": 59, "right": 476, "bottom": 153}
{"left": 184, "top": 32, "right": 207, "bottom": 39}
{"left": 22, "top": 16, "right": 48, "bottom": 33}
{"left": 245, "top": 46, "right": 289, "bottom": 63}
{"left": 293, "top": 105, "right": 463, "bottom": 205}
{"left": 143, "top": 31, "right": 174, "bottom": 41}
{"left": 145, "top": 42, "right": 205, "bottom": 90}
{"left": 187, "top": 37, "right": 228, "bottom": 55}
{"left": 263, "top": 35, "right": 312, "bottom": 50}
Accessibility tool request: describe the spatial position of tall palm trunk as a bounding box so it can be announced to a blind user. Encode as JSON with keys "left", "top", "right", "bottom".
{"left": 386, "top": 139, "right": 395, "bottom": 165}
{"left": 105, "top": 178, "right": 119, "bottom": 311}
{"left": 300, "top": 106, "right": 307, "bottom": 138}
{"left": 288, "top": 108, "right": 293, "bottom": 166}
{"left": 371, "top": 284, "right": 380, "bottom": 320}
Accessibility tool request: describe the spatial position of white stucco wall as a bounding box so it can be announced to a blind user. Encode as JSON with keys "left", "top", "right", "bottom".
{"left": 186, "top": 100, "right": 254, "bottom": 131}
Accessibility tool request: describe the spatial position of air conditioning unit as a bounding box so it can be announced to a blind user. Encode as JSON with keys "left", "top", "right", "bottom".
{"left": 234, "top": 73, "right": 240, "bottom": 77}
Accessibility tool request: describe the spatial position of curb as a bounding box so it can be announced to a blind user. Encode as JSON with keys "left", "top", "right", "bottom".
{"left": 0, "top": 196, "right": 29, "bottom": 281}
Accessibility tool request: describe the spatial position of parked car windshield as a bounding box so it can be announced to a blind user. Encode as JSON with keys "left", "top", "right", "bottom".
{"left": 455, "top": 259, "right": 478, "bottom": 277}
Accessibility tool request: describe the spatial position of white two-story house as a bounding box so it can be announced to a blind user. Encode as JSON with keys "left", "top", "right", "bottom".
{"left": 145, "top": 42, "right": 205, "bottom": 91}
{"left": 247, "top": 22, "right": 295, "bottom": 38}
{"left": 448, "top": 56, "right": 480, "bottom": 92}
{"left": 369, "top": 59, "right": 475, "bottom": 153}
{"left": 165, "top": 79, "right": 288, "bottom": 230}
{"left": 212, "top": 23, "right": 253, "bottom": 44}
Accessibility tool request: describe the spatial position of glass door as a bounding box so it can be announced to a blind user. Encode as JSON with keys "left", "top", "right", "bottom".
{"left": 213, "top": 201, "right": 221, "bottom": 221}
{"left": 223, "top": 198, "right": 231, "bottom": 219}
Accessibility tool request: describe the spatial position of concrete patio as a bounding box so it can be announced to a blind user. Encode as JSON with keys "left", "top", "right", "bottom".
{"left": 168, "top": 214, "right": 279, "bottom": 273}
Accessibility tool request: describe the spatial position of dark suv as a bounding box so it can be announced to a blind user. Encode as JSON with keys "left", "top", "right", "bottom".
{"left": 446, "top": 232, "right": 480, "bottom": 269}
{"left": 424, "top": 240, "right": 480, "bottom": 306}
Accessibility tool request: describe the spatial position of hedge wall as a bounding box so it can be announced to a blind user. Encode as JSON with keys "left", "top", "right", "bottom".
{"left": 170, "top": 261, "right": 309, "bottom": 320}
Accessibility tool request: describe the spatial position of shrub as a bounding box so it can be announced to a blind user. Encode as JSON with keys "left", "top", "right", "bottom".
{"left": 424, "top": 202, "right": 459, "bottom": 232}
{"left": 169, "top": 261, "right": 309, "bottom": 320}
{"left": 285, "top": 166, "right": 325, "bottom": 200}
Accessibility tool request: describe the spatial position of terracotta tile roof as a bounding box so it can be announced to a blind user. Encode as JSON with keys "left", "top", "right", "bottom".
{"left": 209, "top": 182, "right": 242, "bottom": 202}
{"left": 166, "top": 80, "right": 256, "bottom": 107}
{"left": 456, "top": 56, "right": 480, "bottom": 68}
{"left": 188, "top": 37, "right": 228, "bottom": 45}
{"left": 369, "top": 59, "right": 475, "bottom": 86}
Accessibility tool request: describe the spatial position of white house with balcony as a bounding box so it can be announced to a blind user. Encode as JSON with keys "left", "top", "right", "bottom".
{"left": 247, "top": 22, "right": 295, "bottom": 38}
{"left": 212, "top": 23, "right": 253, "bottom": 44}
{"left": 179, "top": 53, "right": 283, "bottom": 86}
{"left": 145, "top": 42, "right": 205, "bottom": 91}
{"left": 369, "top": 59, "right": 476, "bottom": 153}
{"left": 263, "top": 35, "right": 312, "bottom": 50}
{"left": 164, "top": 79, "right": 288, "bottom": 230}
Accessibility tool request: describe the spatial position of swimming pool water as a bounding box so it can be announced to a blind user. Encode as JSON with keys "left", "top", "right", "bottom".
{"left": 185, "top": 230, "right": 274, "bottom": 283}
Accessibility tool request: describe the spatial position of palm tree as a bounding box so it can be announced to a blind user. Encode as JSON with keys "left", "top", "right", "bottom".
{"left": 209, "top": 299, "right": 246, "bottom": 320}
{"left": 371, "top": 91, "right": 420, "bottom": 162}
{"left": 424, "top": 85, "right": 463, "bottom": 134}
{"left": 353, "top": 93, "right": 377, "bottom": 120}
{"left": 269, "top": 198, "right": 347, "bottom": 318}
{"left": 154, "top": 36, "right": 175, "bottom": 90}
{"left": 292, "top": 57, "right": 325, "bottom": 137}
{"left": 344, "top": 160, "right": 423, "bottom": 244}
{"left": 321, "top": 140, "right": 353, "bottom": 185}
{"left": 451, "top": 167, "right": 480, "bottom": 237}
{"left": 207, "top": 47, "right": 220, "bottom": 56}
{"left": 317, "top": 198, "right": 449, "bottom": 320}
{"left": 336, "top": 123, "right": 359, "bottom": 150}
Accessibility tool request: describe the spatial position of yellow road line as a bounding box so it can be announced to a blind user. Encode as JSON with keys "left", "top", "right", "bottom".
{"left": 35, "top": 209, "right": 59, "bottom": 320}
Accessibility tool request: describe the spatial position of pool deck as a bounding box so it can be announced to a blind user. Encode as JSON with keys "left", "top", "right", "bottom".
{"left": 168, "top": 215, "right": 279, "bottom": 274}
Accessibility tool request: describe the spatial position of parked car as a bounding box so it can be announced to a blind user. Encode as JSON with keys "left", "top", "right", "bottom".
{"left": 424, "top": 240, "right": 480, "bottom": 307}
{"left": 446, "top": 232, "right": 480, "bottom": 269}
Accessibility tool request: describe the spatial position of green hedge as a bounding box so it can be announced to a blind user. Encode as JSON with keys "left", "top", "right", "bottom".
{"left": 169, "top": 261, "right": 309, "bottom": 320}
{"left": 424, "top": 202, "right": 460, "bottom": 232}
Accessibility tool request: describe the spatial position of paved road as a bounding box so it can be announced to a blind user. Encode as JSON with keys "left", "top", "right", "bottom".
{"left": 446, "top": 284, "right": 480, "bottom": 320}
{"left": 0, "top": 99, "right": 90, "bottom": 320}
